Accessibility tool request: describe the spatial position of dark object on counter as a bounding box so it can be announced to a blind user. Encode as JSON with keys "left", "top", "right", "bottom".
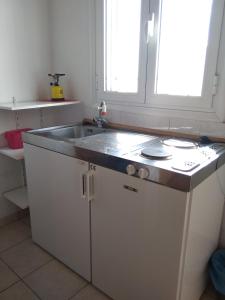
{"left": 200, "top": 136, "right": 213, "bottom": 144}
{"left": 5, "top": 128, "right": 32, "bottom": 149}
{"left": 209, "top": 249, "right": 225, "bottom": 295}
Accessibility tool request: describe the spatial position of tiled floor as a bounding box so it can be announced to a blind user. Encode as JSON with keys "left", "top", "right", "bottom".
{"left": 0, "top": 216, "right": 224, "bottom": 300}
{"left": 0, "top": 217, "right": 111, "bottom": 300}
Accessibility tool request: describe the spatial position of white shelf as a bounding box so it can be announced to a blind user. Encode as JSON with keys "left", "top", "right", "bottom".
{"left": 0, "top": 147, "right": 24, "bottom": 160}
{"left": 4, "top": 186, "right": 28, "bottom": 209}
{"left": 0, "top": 100, "right": 80, "bottom": 111}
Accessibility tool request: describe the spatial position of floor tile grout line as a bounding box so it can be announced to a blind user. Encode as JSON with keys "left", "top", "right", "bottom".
{"left": 0, "top": 218, "right": 95, "bottom": 300}
{"left": 22, "top": 259, "right": 89, "bottom": 300}
{"left": 0, "top": 254, "right": 54, "bottom": 281}
{"left": 1, "top": 236, "right": 84, "bottom": 288}
{"left": 0, "top": 256, "right": 46, "bottom": 300}
{"left": 0, "top": 263, "right": 95, "bottom": 300}
{"left": 21, "top": 278, "right": 42, "bottom": 300}
{"left": 21, "top": 257, "right": 54, "bottom": 279}
{"left": 0, "top": 236, "right": 31, "bottom": 255}
{"left": 0, "top": 245, "right": 106, "bottom": 300}
{"left": 67, "top": 282, "right": 89, "bottom": 300}
{"left": 0, "top": 279, "right": 21, "bottom": 295}
{"left": 0, "top": 256, "right": 20, "bottom": 278}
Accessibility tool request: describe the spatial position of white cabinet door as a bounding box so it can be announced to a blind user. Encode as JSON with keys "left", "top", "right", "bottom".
{"left": 92, "top": 164, "right": 189, "bottom": 300}
{"left": 24, "top": 144, "right": 91, "bottom": 281}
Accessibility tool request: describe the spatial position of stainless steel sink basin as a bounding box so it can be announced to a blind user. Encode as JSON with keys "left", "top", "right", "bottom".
{"left": 37, "top": 125, "right": 107, "bottom": 142}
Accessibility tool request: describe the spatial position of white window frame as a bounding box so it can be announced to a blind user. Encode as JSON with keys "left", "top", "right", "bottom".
{"left": 146, "top": 0, "right": 224, "bottom": 111}
{"left": 95, "top": 0, "right": 225, "bottom": 113}
{"left": 95, "top": 0, "right": 149, "bottom": 104}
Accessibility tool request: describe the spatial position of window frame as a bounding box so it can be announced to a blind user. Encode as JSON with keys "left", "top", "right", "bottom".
{"left": 146, "top": 0, "right": 224, "bottom": 111}
{"left": 95, "top": 0, "right": 149, "bottom": 104}
{"left": 95, "top": 0, "right": 225, "bottom": 112}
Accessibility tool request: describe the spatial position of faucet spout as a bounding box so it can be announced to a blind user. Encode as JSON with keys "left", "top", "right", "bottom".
{"left": 93, "top": 101, "right": 108, "bottom": 128}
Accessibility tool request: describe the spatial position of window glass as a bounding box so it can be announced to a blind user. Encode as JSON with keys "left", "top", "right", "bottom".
{"left": 104, "top": 0, "right": 142, "bottom": 93}
{"left": 155, "top": 0, "right": 213, "bottom": 96}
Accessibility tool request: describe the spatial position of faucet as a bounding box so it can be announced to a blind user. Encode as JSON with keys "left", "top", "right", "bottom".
{"left": 93, "top": 101, "right": 108, "bottom": 128}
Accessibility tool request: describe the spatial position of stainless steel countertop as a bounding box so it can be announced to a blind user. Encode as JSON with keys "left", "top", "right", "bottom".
{"left": 23, "top": 124, "right": 225, "bottom": 192}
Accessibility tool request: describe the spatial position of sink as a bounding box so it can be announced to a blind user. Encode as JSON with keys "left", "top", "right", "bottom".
{"left": 38, "top": 125, "right": 107, "bottom": 142}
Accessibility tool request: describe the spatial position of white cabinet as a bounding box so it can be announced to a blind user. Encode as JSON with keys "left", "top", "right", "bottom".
{"left": 24, "top": 144, "right": 224, "bottom": 300}
{"left": 91, "top": 164, "right": 188, "bottom": 300}
{"left": 24, "top": 144, "right": 91, "bottom": 281}
{"left": 91, "top": 164, "right": 224, "bottom": 300}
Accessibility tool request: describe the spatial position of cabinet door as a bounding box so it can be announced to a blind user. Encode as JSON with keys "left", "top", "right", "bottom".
{"left": 92, "top": 164, "right": 188, "bottom": 300}
{"left": 24, "top": 144, "right": 91, "bottom": 281}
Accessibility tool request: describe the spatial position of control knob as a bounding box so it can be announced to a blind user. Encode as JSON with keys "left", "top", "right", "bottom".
{"left": 138, "top": 168, "right": 149, "bottom": 179}
{"left": 126, "top": 164, "right": 136, "bottom": 176}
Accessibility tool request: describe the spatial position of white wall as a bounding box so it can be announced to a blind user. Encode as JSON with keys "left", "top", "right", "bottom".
{"left": 0, "top": 0, "right": 51, "bottom": 103}
{"left": 0, "top": 0, "right": 86, "bottom": 220}
{"left": 48, "top": 0, "right": 92, "bottom": 123}
{"left": 0, "top": 0, "right": 61, "bottom": 219}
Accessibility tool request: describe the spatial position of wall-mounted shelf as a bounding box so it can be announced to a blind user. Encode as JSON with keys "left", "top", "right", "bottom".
{"left": 0, "top": 99, "right": 81, "bottom": 210}
{"left": 4, "top": 186, "right": 28, "bottom": 209}
{"left": 0, "top": 147, "right": 24, "bottom": 160}
{"left": 0, "top": 99, "right": 80, "bottom": 111}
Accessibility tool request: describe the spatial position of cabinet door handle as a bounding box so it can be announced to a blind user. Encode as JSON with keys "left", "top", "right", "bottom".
{"left": 86, "top": 170, "right": 94, "bottom": 202}
{"left": 123, "top": 185, "right": 138, "bottom": 193}
{"left": 81, "top": 174, "right": 86, "bottom": 199}
{"left": 81, "top": 171, "right": 95, "bottom": 202}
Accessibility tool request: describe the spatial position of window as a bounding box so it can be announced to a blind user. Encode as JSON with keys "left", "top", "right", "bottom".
{"left": 96, "top": 0, "right": 224, "bottom": 111}
{"left": 104, "top": 0, "right": 141, "bottom": 93}
{"left": 155, "top": 0, "right": 213, "bottom": 97}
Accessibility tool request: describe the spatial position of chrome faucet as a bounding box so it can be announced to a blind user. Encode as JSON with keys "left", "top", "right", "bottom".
{"left": 93, "top": 101, "right": 108, "bottom": 128}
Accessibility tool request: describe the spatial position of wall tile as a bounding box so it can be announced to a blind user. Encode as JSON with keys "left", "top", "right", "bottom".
{"left": 120, "top": 111, "right": 170, "bottom": 131}
{"left": 169, "top": 118, "right": 200, "bottom": 135}
{"left": 109, "top": 109, "right": 121, "bottom": 124}
{"left": 198, "top": 121, "right": 225, "bottom": 138}
{"left": 140, "top": 114, "right": 170, "bottom": 130}
{"left": 120, "top": 112, "right": 140, "bottom": 127}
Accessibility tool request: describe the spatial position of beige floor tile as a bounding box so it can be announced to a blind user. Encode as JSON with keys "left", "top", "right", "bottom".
{"left": 1, "top": 239, "right": 53, "bottom": 278}
{"left": 24, "top": 260, "right": 87, "bottom": 300}
{"left": 0, "top": 221, "right": 31, "bottom": 253}
{"left": 71, "top": 285, "right": 111, "bottom": 300}
{"left": 0, "top": 282, "right": 39, "bottom": 300}
{"left": 0, "top": 260, "right": 19, "bottom": 292}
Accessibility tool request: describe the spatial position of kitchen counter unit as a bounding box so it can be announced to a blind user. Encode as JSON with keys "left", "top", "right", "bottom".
{"left": 23, "top": 123, "right": 225, "bottom": 191}
{"left": 23, "top": 123, "right": 225, "bottom": 300}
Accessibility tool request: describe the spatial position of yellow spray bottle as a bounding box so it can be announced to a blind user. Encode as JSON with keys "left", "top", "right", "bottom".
{"left": 48, "top": 73, "right": 65, "bottom": 101}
